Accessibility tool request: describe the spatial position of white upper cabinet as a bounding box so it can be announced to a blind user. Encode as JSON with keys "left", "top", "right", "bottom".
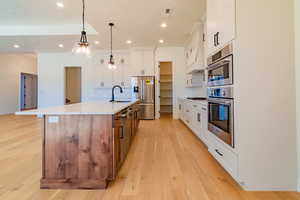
{"left": 207, "top": 0, "right": 236, "bottom": 55}
{"left": 130, "top": 48, "right": 155, "bottom": 76}
{"left": 185, "top": 23, "right": 205, "bottom": 73}
{"left": 93, "top": 51, "right": 131, "bottom": 88}
{"left": 112, "top": 53, "right": 132, "bottom": 88}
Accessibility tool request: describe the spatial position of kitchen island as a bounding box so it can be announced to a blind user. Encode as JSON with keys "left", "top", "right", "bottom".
{"left": 16, "top": 100, "right": 140, "bottom": 189}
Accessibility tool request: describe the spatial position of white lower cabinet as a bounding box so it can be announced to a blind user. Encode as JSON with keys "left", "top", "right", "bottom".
{"left": 178, "top": 99, "right": 209, "bottom": 146}
{"left": 178, "top": 98, "right": 238, "bottom": 181}
{"left": 208, "top": 137, "right": 238, "bottom": 179}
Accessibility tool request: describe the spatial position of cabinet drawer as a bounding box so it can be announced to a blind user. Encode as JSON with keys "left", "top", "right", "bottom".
{"left": 208, "top": 137, "right": 238, "bottom": 179}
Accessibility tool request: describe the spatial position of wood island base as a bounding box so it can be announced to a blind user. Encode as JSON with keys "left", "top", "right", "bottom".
{"left": 40, "top": 102, "right": 140, "bottom": 190}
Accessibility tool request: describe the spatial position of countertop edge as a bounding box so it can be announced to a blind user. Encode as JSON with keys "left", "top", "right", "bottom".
{"left": 15, "top": 100, "right": 139, "bottom": 116}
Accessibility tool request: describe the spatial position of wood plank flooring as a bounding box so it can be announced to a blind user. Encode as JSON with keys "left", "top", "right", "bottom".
{"left": 0, "top": 114, "right": 299, "bottom": 200}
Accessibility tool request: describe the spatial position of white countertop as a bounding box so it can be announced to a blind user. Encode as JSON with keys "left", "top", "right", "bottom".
{"left": 15, "top": 100, "right": 139, "bottom": 116}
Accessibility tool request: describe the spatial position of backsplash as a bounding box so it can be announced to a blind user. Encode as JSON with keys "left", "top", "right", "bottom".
{"left": 185, "top": 86, "right": 207, "bottom": 97}
{"left": 85, "top": 88, "right": 133, "bottom": 101}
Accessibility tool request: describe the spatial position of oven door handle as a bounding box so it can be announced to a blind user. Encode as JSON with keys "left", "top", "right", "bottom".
{"left": 208, "top": 99, "right": 232, "bottom": 106}
{"left": 208, "top": 56, "right": 232, "bottom": 70}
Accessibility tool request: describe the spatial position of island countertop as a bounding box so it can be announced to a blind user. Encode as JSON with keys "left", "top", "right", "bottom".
{"left": 15, "top": 100, "right": 139, "bottom": 115}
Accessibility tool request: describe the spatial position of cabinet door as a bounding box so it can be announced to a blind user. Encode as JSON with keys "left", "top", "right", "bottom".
{"left": 142, "top": 50, "right": 155, "bottom": 76}
{"left": 112, "top": 66, "right": 122, "bottom": 86}
{"left": 200, "top": 105, "right": 208, "bottom": 145}
{"left": 207, "top": 0, "right": 220, "bottom": 55}
{"left": 130, "top": 50, "right": 155, "bottom": 76}
{"left": 207, "top": 0, "right": 235, "bottom": 55}
{"left": 219, "top": 0, "right": 236, "bottom": 47}
{"left": 113, "top": 118, "right": 122, "bottom": 173}
{"left": 130, "top": 51, "right": 143, "bottom": 76}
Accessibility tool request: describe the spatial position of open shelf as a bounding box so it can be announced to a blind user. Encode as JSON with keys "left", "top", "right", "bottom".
{"left": 160, "top": 62, "right": 173, "bottom": 114}
{"left": 160, "top": 80, "right": 172, "bottom": 83}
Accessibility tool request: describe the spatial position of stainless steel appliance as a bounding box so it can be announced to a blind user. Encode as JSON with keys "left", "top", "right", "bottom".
{"left": 207, "top": 87, "right": 234, "bottom": 147}
{"left": 207, "top": 44, "right": 233, "bottom": 87}
{"left": 131, "top": 76, "right": 155, "bottom": 120}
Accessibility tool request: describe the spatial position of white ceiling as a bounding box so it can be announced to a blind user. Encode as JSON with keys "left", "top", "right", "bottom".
{"left": 0, "top": 0, "right": 205, "bottom": 53}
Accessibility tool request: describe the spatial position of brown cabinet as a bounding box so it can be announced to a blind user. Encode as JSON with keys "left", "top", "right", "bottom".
{"left": 112, "top": 103, "right": 140, "bottom": 178}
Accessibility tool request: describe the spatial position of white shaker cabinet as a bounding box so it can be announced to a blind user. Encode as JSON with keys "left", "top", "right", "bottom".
{"left": 112, "top": 53, "right": 132, "bottom": 88}
{"left": 207, "top": 0, "right": 236, "bottom": 55}
{"left": 130, "top": 48, "right": 155, "bottom": 76}
{"left": 200, "top": 105, "right": 208, "bottom": 145}
{"left": 178, "top": 99, "right": 209, "bottom": 146}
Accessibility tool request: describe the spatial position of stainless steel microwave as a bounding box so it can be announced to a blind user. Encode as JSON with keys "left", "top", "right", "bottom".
{"left": 207, "top": 44, "right": 233, "bottom": 87}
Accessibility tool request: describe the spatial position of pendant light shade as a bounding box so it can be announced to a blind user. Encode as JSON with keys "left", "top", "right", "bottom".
{"left": 72, "top": 0, "right": 91, "bottom": 55}
{"left": 108, "top": 23, "right": 116, "bottom": 70}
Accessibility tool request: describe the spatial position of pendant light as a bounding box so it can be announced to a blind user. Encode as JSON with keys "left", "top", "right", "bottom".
{"left": 72, "top": 0, "right": 90, "bottom": 55}
{"left": 108, "top": 23, "right": 117, "bottom": 70}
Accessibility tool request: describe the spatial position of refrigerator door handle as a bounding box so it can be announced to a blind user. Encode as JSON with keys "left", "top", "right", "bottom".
{"left": 141, "top": 80, "right": 144, "bottom": 101}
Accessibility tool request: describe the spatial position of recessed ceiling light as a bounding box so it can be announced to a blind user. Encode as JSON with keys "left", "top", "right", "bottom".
{"left": 159, "top": 39, "right": 164, "bottom": 44}
{"left": 94, "top": 41, "right": 100, "bottom": 45}
{"left": 13, "top": 44, "right": 20, "bottom": 49}
{"left": 56, "top": 2, "right": 64, "bottom": 8}
{"left": 58, "top": 44, "right": 64, "bottom": 48}
{"left": 126, "top": 40, "right": 132, "bottom": 44}
{"left": 161, "top": 23, "right": 167, "bottom": 28}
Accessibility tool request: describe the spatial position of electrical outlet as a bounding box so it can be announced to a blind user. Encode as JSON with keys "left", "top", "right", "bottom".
{"left": 48, "top": 116, "right": 59, "bottom": 124}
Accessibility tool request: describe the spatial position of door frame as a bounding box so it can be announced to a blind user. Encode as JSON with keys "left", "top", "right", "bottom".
{"left": 20, "top": 72, "right": 38, "bottom": 111}
{"left": 156, "top": 61, "right": 174, "bottom": 119}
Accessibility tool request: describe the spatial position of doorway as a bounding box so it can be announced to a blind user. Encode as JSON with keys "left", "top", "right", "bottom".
{"left": 65, "top": 67, "right": 82, "bottom": 105}
{"left": 20, "top": 73, "right": 38, "bottom": 111}
{"left": 159, "top": 62, "right": 173, "bottom": 117}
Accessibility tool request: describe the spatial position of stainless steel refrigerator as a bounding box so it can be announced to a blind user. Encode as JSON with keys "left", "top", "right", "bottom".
{"left": 131, "top": 76, "right": 155, "bottom": 120}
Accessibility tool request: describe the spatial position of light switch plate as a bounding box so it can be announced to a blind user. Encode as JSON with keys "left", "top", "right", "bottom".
{"left": 48, "top": 116, "right": 59, "bottom": 123}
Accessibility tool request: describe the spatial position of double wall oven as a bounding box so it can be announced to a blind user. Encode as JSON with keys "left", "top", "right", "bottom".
{"left": 207, "top": 44, "right": 235, "bottom": 148}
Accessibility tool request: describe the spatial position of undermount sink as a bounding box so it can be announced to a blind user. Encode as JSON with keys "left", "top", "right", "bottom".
{"left": 110, "top": 100, "right": 131, "bottom": 103}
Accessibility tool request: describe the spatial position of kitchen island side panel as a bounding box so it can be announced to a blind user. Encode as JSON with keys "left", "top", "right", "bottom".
{"left": 41, "top": 115, "right": 113, "bottom": 189}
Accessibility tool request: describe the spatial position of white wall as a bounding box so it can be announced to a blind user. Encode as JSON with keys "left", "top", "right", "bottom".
{"left": 0, "top": 54, "right": 37, "bottom": 114}
{"left": 38, "top": 51, "right": 132, "bottom": 108}
{"left": 234, "top": 0, "right": 297, "bottom": 190}
{"left": 295, "top": 0, "right": 300, "bottom": 192}
{"left": 155, "top": 47, "right": 186, "bottom": 119}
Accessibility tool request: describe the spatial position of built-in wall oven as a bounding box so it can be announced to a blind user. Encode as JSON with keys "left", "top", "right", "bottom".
{"left": 208, "top": 85, "right": 234, "bottom": 147}
{"left": 207, "top": 44, "right": 233, "bottom": 87}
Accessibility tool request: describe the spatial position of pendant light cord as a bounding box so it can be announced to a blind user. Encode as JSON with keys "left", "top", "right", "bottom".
{"left": 82, "top": 0, "right": 85, "bottom": 31}
{"left": 110, "top": 25, "right": 113, "bottom": 56}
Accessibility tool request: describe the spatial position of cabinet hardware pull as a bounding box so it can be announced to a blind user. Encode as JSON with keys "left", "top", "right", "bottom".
{"left": 197, "top": 113, "right": 201, "bottom": 122}
{"left": 202, "top": 108, "right": 207, "bottom": 111}
{"left": 216, "top": 32, "right": 220, "bottom": 46}
{"left": 120, "top": 127, "right": 124, "bottom": 139}
{"left": 215, "top": 149, "right": 223, "bottom": 156}
{"left": 213, "top": 34, "right": 216, "bottom": 46}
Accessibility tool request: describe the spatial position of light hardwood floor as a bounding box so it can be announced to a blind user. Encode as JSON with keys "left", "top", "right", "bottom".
{"left": 0, "top": 114, "right": 299, "bottom": 200}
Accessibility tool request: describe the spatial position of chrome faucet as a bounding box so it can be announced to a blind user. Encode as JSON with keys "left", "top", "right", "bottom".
{"left": 110, "top": 85, "right": 123, "bottom": 102}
